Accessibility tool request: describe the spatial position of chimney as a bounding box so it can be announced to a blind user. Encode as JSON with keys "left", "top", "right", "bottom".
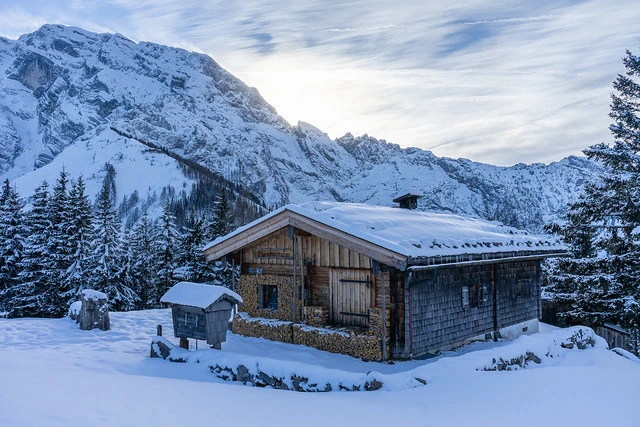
{"left": 393, "top": 191, "right": 423, "bottom": 210}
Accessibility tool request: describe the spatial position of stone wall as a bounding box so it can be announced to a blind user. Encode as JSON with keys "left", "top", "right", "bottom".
{"left": 237, "top": 273, "right": 301, "bottom": 322}
{"left": 304, "top": 306, "right": 329, "bottom": 327}
{"left": 233, "top": 313, "right": 385, "bottom": 361}
{"left": 232, "top": 314, "right": 294, "bottom": 344}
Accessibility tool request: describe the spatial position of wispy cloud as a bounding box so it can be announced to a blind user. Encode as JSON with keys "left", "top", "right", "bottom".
{"left": 0, "top": 0, "right": 637, "bottom": 165}
{"left": 450, "top": 15, "right": 559, "bottom": 26}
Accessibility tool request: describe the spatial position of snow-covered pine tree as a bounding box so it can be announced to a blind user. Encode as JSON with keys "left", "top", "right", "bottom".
{"left": 151, "top": 203, "right": 181, "bottom": 307}
{"left": 0, "top": 181, "right": 25, "bottom": 287}
{"left": 63, "top": 177, "right": 93, "bottom": 305}
{"left": 208, "top": 190, "right": 234, "bottom": 241}
{"left": 8, "top": 181, "right": 52, "bottom": 317}
{"left": 127, "top": 212, "right": 156, "bottom": 309}
{"left": 41, "top": 169, "right": 74, "bottom": 316}
{"left": 546, "top": 50, "right": 640, "bottom": 353}
{"left": 178, "top": 211, "right": 218, "bottom": 283}
{"left": 88, "top": 181, "right": 138, "bottom": 311}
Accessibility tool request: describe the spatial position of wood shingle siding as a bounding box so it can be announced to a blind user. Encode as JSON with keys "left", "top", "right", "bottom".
{"left": 408, "top": 260, "right": 540, "bottom": 356}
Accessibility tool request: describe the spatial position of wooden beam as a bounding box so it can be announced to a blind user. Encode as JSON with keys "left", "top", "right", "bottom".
{"left": 203, "top": 216, "right": 291, "bottom": 261}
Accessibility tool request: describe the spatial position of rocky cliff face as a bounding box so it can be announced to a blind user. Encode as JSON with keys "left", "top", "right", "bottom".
{"left": 0, "top": 25, "right": 601, "bottom": 230}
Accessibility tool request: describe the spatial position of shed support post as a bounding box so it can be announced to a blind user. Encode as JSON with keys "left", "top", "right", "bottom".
{"left": 180, "top": 337, "right": 189, "bottom": 350}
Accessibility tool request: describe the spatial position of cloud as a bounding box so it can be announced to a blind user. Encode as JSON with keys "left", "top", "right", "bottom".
{"left": 0, "top": 0, "right": 638, "bottom": 165}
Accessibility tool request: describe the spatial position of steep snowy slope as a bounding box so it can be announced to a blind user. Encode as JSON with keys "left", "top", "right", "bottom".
{"left": 0, "top": 25, "right": 602, "bottom": 230}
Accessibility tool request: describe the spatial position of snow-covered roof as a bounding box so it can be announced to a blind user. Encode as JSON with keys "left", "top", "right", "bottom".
{"left": 204, "top": 202, "right": 565, "bottom": 265}
{"left": 393, "top": 191, "right": 423, "bottom": 202}
{"left": 81, "top": 289, "right": 108, "bottom": 300}
{"left": 160, "top": 282, "right": 242, "bottom": 309}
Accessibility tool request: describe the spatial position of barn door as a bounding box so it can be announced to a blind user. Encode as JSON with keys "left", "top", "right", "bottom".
{"left": 329, "top": 269, "right": 372, "bottom": 327}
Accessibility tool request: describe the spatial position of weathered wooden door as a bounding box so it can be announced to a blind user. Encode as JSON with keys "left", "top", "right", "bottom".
{"left": 329, "top": 269, "right": 372, "bottom": 327}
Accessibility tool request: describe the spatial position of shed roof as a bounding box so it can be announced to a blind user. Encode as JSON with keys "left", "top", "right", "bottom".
{"left": 392, "top": 192, "right": 423, "bottom": 203}
{"left": 203, "top": 202, "right": 566, "bottom": 269}
{"left": 160, "top": 282, "right": 242, "bottom": 309}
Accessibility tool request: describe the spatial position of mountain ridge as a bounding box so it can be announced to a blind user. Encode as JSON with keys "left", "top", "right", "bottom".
{"left": 0, "top": 24, "right": 601, "bottom": 231}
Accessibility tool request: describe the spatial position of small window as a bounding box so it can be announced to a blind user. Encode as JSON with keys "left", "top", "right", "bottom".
{"left": 463, "top": 285, "right": 480, "bottom": 308}
{"left": 469, "top": 283, "right": 479, "bottom": 307}
{"left": 259, "top": 284, "right": 278, "bottom": 310}
{"left": 177, "top": 311, "right": 200, "bottom": 328}
{"left": 516, "top": 279, "right": 531, "bottom": 298}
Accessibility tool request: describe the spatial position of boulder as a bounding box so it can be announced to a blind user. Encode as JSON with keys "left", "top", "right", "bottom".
{"left": 78, "top": 289, "right": 110, "bottom": 331}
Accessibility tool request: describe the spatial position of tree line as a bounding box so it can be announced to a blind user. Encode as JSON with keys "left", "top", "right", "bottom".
{"left": 0, "top": 169, "right": 237, "bottom": 318}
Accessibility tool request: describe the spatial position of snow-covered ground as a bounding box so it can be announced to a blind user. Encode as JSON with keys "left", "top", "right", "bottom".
{"left": 1, "top": 310, "right": 639, "bottom": 426}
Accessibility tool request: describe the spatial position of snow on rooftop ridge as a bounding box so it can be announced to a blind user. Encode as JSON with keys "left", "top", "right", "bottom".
{"left": 160, "top": 282, "right": 242, "bottom": 309}
{"left": 204, "top": 201, "right": 566, "bottom": 259}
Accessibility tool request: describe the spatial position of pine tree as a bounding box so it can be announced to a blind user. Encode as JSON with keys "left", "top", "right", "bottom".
{"left": 8, "top": 181, "right": 52, "bottom": 317}
{"left": 0, "top": 183, "right": 25, "bottom": 283}
{"left": 546, "top": 50, "right": 640, "bottom": 351}
{"left": 151, "top": 203, "right": 180, "bottom": 307}
{"left": 179, "top": 211, "right": 216, "bottom": 283}
{"left": 42, "top": 169, "right": 74, "bottom": 316}
{"left": 128, "top": 212, "right": 156, "bottom": 309}
{"left": 88, "top": 181, "right": 138, "bottom": 311}
{"left": 63, "top": 177, "right": 93, "bottom": 304}
{"left": 208, "top": 190, "right": 234, "bottom": 240}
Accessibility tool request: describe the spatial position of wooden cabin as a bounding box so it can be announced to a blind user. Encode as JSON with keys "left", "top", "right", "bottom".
{"left": 203, "top": 202, "right": 566, "bottom": 361}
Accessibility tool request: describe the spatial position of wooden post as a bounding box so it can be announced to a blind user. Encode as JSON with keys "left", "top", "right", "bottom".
{"left": 179, "top": 337, "right": 189, "bottom": 350}
{"left": 381, "top": 269, "right": 387, "bottom": 362}
{"left": 300, "top": 237, "right": 305, "bottom": 323}
{"left": 157, "top": 324, "right": 162, "bottom": 337}
{"left": 289, "top": 226, "right": 297, "bottom": 324}
{"left": 492, "top": 264, "right": 498, "bottom": 340}
{"left": 373, "top": 260, "right": 386, "bottom": 362}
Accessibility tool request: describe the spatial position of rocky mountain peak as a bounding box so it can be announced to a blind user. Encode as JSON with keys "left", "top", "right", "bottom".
{"left": 0, "top": 24, "right": 602, "bottom": 231}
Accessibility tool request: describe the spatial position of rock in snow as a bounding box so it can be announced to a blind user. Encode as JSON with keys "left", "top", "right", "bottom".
{"left": 78, "top": 289, "right": 110, "bottom": 331}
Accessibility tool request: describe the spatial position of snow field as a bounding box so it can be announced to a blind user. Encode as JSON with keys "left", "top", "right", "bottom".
{"left": 1, "top": 309, "right": 639, "bottom": 426}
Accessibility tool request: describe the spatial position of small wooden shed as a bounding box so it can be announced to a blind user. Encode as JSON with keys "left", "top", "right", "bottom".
{"left": 161, "top": 282, "right": 243, "bottom": 349}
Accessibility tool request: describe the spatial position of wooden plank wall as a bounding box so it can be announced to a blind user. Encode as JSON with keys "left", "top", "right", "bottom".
{"left": 241, "top": 230, "right": 378, "bottom": 305}
{"left": 234, "top": 227, "right": 408, "bottom": 358}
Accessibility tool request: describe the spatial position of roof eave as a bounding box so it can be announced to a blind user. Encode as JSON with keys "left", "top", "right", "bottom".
{"left": 407, "top": 249, "right": 568, "bottom": 270}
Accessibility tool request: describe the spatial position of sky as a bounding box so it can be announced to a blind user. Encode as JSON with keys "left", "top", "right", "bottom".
{"left": 0, "top": 1, "right": 639, "bottom": 166}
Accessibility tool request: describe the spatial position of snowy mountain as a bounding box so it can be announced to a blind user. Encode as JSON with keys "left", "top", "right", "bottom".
{"left": 0, "top": 24, "right": 601, "bottom": 230}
